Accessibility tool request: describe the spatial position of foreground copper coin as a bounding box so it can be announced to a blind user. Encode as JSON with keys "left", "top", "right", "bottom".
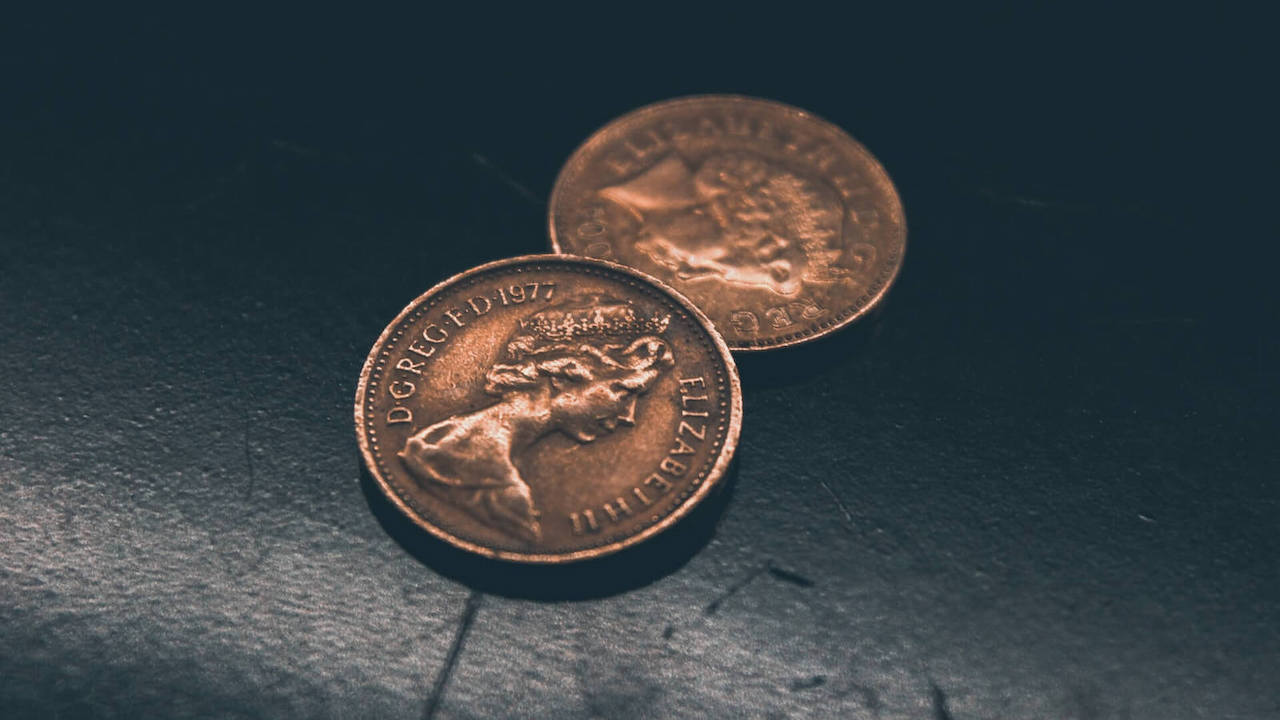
{"left": 355, "top": 255, "right": 742, "bottom": 563}
{"left": 549, "top": 95, "right": 906, "bottom": 351}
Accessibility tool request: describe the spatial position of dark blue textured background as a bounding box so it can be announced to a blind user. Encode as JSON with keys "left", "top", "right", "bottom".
{"left": 1, "top": 8, "right": 1275, "bottom": 718}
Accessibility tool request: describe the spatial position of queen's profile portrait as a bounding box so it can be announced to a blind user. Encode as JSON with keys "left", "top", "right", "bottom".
{"left": 397, "top": 294, "right": 675, "bottom": 542}
{"left": 599, "top": 151, "right": 852, "bottom": 296}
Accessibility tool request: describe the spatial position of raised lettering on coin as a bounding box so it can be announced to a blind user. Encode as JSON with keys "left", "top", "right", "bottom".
{"left": 549, "top": 95, "right": 906, "bottom": 350}
{"left": 355, "top": 255, "right": 741, "bottom": 563}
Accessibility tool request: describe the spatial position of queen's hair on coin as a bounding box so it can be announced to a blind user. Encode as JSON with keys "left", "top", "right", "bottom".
{"left": 356, "top": 255, "right": 741, "bottom": 563}
{"left": 550, "top": 95, "right": 906, "bottom": 351}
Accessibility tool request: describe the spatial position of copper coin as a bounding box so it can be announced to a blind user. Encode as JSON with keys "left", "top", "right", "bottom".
{"left": 355, "top": 255, "right": 742, "bottom": 563}
{"left": 549, "top": 95, "right": 906, "bottom": 351}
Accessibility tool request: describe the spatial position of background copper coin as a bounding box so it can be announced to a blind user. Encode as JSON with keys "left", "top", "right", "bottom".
{"left": 355, "top": 255, "right": 742, "bottom": 563}
{"left": 549, "top": 95, "right": 906, "bottom": 351}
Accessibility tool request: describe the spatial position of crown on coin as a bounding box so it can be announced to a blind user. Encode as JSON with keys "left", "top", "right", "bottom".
{"left": 521, "top": 304, "right": 670, "bottom": 342}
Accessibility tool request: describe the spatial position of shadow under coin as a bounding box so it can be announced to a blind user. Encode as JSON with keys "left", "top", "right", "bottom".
{"left": 359, "top": 459, "right": 738, "bottom": 601}
{"left": 734, "top": 305, "right": 889, "bottom": 390}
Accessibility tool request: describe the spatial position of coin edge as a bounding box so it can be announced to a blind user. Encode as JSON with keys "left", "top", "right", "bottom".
{"left": 353, "top": 253, "right": 743, "bottom": 564}
{"left": 545, "top": 93, "right": 908, "bottom": 351}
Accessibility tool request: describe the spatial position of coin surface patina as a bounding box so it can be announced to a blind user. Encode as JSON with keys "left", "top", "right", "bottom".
{"left": 549, "top": 95, "right": 906, "bottom": 351}
{"left": 355, "top": 255, "right": 741, "bottom": 563}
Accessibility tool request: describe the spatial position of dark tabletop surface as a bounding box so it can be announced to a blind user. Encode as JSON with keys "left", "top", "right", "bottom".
{"left": 1, "top": 8, "right": 1275, "bottom": 719}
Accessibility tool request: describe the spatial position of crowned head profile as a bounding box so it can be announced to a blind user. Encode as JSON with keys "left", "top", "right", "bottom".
{"left": 488, "top": 293, "right": 675, "bottom": 442}
{"left": 600, "top": 152, "right": 850, "bottom": 295}
{"left": 399, "top": 293, "right": 675, "bottom": 542}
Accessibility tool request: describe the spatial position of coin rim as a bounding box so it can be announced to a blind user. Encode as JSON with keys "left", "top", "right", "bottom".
{"left": 354, "top": 253, "right": 743, "bottom": 564}
{"left": 547, "top": 93, "right": 907, "bottom": 351}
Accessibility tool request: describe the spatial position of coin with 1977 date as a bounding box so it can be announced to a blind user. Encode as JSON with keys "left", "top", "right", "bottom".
{"left": 355, "top": 254, "right": 742, "bottom": 563}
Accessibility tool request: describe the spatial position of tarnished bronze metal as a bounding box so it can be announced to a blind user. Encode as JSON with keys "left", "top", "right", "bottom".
{"left": 549, "top": 95, "right": 906, "bottom": 351}
{"left": 355, "top": 255, "right": 742, "bottom": 563}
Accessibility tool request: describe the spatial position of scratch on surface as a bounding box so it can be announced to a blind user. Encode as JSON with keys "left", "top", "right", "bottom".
{"left": 930, "top": 681, "right": 955, "bottom": 720}
{"left": 703, "top": 561, "right": 816, "bottom": 616}
{"left": 270, "top": 139, "right": 366, "bottom": 166}
{"left": 1094, "top": 315, "right": 1198, "bottom": 327}
{"left": 767, "top": 564, "right": 815, "bottom": 588}
{"left": 229, "top": 363, "right": 257, "bottom": 501}
{"left": 424, "top": 591, "right": 484, "bottom": 720}
{"left": 704, "top": 564, "right": 768, "bottom": 615}
{"left": 789, "top": 675, "right": 827, "bottom": 691}
{"left": 241, "top": 411, "right": 256, "bottom": 502}
{"left": 849, "top": 682, "right": 883, "bottom": 717}
{"left": 818, "top": 479, "right": 855, "bottom": 526}
{"left": 470, "top": 152, "right": 542, "bottom": 206}
{"left": 975, "top": 186, "right": 1086, "bottom": 211}
{"left": 220, "top": 362, "right": 271, "bottom": 578}
{"left": 271, "top": 139, "right": 323, "bottom": 158}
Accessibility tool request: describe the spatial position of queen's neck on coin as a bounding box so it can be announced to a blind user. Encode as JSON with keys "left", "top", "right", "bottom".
{"left": 478, "top": 386, "right": 556, "bottom": 452}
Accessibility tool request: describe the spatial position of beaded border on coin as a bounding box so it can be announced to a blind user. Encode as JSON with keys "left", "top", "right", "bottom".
{"left": 548, "top": 94, "right": 907, "bottom": 351}
{"left": 355, "top": 254, "right": 743, "bottom": 563}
